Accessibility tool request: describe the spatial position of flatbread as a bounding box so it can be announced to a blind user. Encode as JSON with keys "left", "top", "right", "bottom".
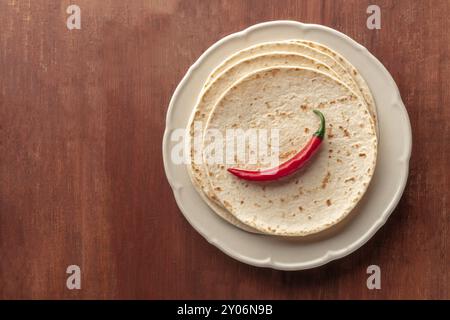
{"left": 187, "top": 53, "right": 340, "bottom": 232}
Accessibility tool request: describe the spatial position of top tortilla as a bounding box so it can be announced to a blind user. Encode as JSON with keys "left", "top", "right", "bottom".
{"left": 203, "top": 66, "right": 377, "bottom": 236}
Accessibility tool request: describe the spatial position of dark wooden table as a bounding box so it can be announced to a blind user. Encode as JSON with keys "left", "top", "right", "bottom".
{"left": 0, "top": 0, "right": 448, "bottom": 299}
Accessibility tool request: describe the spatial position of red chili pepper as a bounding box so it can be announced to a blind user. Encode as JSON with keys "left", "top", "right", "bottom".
{"left": 227, "top": 110, "right": 325, "bottom": 181}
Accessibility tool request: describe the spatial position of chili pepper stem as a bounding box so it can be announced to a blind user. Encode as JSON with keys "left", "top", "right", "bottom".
{"left": 313, "top": 109, "right": 325, "bottom": 139}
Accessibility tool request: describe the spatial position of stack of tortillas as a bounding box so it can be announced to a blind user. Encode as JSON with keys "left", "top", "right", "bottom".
{"left": 186, "top": 40, "right": 377, "bottom": 236}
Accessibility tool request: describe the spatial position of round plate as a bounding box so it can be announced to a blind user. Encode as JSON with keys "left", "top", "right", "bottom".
{"left": 162, "top": 21, "right": 412, "bottom": 270}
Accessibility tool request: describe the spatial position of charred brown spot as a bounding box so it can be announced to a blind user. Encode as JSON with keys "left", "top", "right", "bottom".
{"left": 322, "top": 171, "right": 331, "bottom": 189}
{"left": 359, "top": 153, "right": 367, "bottom": 158}
{"left": 326, "top": 199, "right": 332, "bottom": 206}
{"left": 327, "top": 126, "right": 334, "bottom": 139}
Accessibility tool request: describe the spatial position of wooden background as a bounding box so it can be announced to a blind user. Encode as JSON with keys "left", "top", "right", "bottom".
{"left": 0, "top": 0, "right": 448, "bottom": 299}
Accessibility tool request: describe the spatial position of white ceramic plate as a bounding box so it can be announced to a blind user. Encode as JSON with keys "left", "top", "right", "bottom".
{"left": 162, "top": 21, "right": 412, "bottom": 270}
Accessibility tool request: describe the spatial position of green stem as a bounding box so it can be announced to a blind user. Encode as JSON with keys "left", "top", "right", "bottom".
{"left": 312, "top": 109, "right": 325, "bottom": 139}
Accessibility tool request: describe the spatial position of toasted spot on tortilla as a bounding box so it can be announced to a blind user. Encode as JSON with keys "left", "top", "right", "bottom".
{"left": 321, "top": 171, "right": 331, "bottom": 189}
{"left": 326, "top": 199, "right": 332, "bottom": 206}
{"left": 343, "top": 129, "right": 350, "bottom": 137}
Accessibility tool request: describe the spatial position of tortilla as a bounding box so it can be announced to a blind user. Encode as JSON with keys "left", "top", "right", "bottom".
{"left": 187, "top": 53, "right": 339, "bottom": 232}
{"left": 203, "top": 67, "right": 377, "bottom": 236}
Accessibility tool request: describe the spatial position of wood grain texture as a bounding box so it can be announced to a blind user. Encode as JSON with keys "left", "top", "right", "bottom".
{"left": 0, "top": 0, "right": 448, "bottom": 299}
